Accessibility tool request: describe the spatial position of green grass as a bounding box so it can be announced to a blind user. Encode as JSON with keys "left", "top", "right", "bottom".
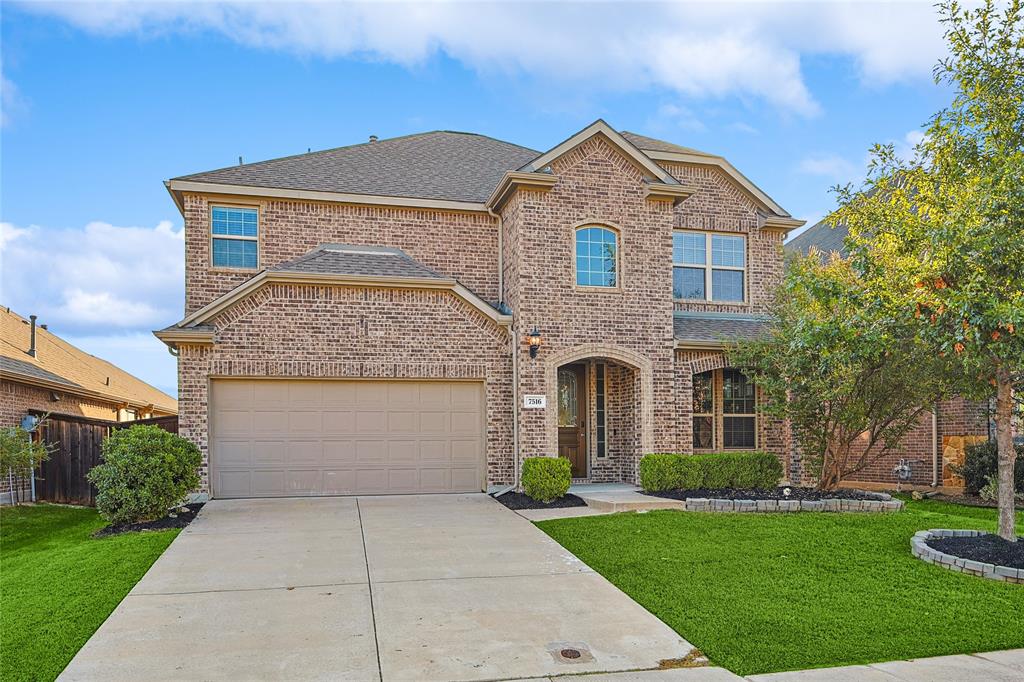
{"left": 537, "top": 498, "right": 1024, "bottom": 676}
{"left": 1, "top": 505, "right": 179, "bottom": 682}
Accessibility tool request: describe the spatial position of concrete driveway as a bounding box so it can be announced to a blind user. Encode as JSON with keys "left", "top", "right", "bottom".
{"left": 60, "top": 494, "right": 697, "bottom": 681}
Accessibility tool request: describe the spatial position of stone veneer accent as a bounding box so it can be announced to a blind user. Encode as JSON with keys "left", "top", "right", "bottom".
{"left": 681, "top": 496, "right": 903, "bottom": 513}
{"left": 942, "top": 435, "right": 990, "bottom": 488}
{"left": 911, "top": 529, "right": 1023, "bottom": 584}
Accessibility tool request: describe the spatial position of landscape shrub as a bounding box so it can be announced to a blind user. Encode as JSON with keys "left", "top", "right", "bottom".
{"left": 956, "top": 440, "right": 1024, "bottom": 495}
{"left": 521, "top": 456, "right": 571, "bottom": 502}
{"left": 87, "top": 425, "right": 201, "bottom": 525}
{"left": 639, "top": 451, "right": 783, "bottom": 491}
{"left": 639, "top": 453, "right": 684, "bottom": 491}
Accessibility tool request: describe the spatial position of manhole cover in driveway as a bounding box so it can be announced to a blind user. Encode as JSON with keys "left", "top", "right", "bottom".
{"left": 546, "top": 641, "right": 595, "bottom": 664}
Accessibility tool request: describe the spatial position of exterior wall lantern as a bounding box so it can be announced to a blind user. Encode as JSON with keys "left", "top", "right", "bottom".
{"left": 527, "top": 327, "right": 542, "bottom": 358}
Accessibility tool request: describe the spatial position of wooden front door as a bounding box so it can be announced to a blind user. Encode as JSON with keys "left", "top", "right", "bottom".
{"left": 557, "top": 364, "right": 588, "bottom": 478}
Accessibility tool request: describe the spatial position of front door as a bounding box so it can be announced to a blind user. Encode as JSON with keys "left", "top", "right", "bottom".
{"left": 557, "top": 364, "right": 588, "bottom": 478}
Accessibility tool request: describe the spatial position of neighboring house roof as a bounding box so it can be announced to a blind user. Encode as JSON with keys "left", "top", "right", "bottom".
{"left": 271, "top": 245, "right": 446, "bottom": 280}
{"left": 173, "top": 131, "right": 540, "bottom": 204}
{"left": 785, "top": 216, "right": 850, "bottom": 258}
{"left": 673, "top": 312, "right": 769, "bottom": 348}
{"left": 1, "top": 307, "right": 178, "bottom": 414}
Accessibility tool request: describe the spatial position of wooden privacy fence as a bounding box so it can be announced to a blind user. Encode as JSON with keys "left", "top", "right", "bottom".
{"left": 30, "top": 411, "right": 178, "bottom": 506}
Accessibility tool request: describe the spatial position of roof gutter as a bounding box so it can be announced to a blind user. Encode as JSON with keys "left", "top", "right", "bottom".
{"left": 3, "top": 370, "right": 177, "bottom": 415}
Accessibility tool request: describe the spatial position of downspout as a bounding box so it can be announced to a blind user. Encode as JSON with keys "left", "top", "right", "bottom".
{"left": 931, "top": 404, "right": 940, "bottom": 487}
{"left": 487, "top": 206, "right": 519, "bottom": 496}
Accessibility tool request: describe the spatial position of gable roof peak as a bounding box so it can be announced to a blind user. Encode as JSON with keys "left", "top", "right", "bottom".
{"left": 518, "top": 119, "right": 677, "bottom": 185}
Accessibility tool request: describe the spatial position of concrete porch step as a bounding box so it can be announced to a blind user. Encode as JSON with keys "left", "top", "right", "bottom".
{"left": 570, "top": 484, "right": 684, "bottom": 513}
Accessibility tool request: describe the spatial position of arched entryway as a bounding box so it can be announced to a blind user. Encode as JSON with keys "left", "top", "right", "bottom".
{"left": 545, "top": 344, "right": 653, "bottom": 482}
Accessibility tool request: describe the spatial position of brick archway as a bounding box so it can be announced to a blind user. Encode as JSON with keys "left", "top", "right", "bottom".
{"left": 543, "top": 343, "right": 654, "bottom": 462}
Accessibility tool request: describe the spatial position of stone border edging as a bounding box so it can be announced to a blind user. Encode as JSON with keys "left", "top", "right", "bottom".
{"left": 681, "top": 496, "right": 903, "bottom": 513}
{"left": 911, "top": 529, "right": 1023, "bottom": 584}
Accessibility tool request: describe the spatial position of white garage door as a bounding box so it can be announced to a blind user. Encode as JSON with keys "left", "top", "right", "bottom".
{"left": 210, "top": 379, "right": 485, "bottom": 498}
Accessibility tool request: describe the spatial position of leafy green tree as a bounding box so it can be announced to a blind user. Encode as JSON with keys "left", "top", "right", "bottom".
{"left": 0, "top": 417, "right": 53, "bottom": 503}
{"left": 833, "top": 0, "right": 1023, "bottom": 539}
{"left": 732, "top": 254, "right": 953, "bottom": 490}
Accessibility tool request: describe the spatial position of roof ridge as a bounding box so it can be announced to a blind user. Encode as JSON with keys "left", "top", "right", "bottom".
{"left": 174, "top": 130, "right": 539, "bottom": 182}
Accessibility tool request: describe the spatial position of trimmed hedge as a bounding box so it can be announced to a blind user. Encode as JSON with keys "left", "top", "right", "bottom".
{"left": 521, "top": 456, "right": 571, "bottom": 502}
{"left": 639, "top": 451, "right": 783, "bottom": 492}
{"left": 958, "top": 440, "right": 1024, "bottom": 495}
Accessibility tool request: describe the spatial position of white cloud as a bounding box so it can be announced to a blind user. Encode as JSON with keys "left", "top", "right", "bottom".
{"left": 19, "top": 0, "right": 949, "bottom": 116}
{"left": 797, "top": 154, "right": 857, "bottom": 180}
{"left": 63, "top": 332, "right": 179, "bottom": 397}
{"left": 1, "top": 219, "right": 184, "bottom": 334}
{"left": 1, "top": 63, "right": 27, "bottom": 128}
{"left": 649, "top": 103, "right": 706, "bottom": 133}
{"left": 728, "top": 122, "right": 759, "bottom": 135}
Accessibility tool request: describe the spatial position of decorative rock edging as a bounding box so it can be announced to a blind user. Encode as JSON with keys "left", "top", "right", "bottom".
{"left": 682, "top": 496, "right": 903, "bottom": 513}
{"left": 911, "top": 529, "right": 1023, "bottom": 584}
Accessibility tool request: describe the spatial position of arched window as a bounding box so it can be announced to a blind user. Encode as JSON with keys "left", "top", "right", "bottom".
{"left": 575, "top": 226, "right": 618, "bottom": 288}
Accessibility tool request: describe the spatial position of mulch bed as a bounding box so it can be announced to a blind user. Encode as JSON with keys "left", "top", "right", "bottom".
{"left": 94, "top": 503, "right": 205, "bottom": 538}
{"left": 493, "top": 492, "right": 587, "bottom": 510}
{"left": 926, "top": 533, "right": 1024, "bottom": 569}
{"left": 644, "top": 487, "right": 882, "bottom": 502}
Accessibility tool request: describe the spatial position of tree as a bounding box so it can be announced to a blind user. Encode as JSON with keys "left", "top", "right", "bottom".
{"left": 732, "top": 253, "right": 954, "bottom": 490}
{"left": 833, "top": 0, "right": 1023, "bottom": 539}
{"left": 0, "top": 418, "right": 53, "bottom": 503}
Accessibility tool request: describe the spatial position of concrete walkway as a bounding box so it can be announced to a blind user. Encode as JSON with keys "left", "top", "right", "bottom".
{"left": 59, "top": 494, "right": 713, "bottom": 682}
{"left": 745, "top": 649, "right": 1024, "bottom": 681}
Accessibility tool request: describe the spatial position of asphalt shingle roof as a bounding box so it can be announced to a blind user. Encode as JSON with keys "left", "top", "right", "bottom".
{"left": 1, "top": 308, "right": 178, "bottom": 413}
{"left": 785, "top": 217, "right": 849, "bottom": 259}
{"left": 175, "top": 131, "right": 540, "bottom": 204}
{"left": 673, "top": 314, "right": 769, "bottom": 344}
{"left": 271, "top": 245, "right": 447, "bottom": 280}
{"left": 620, "top": 131, "right": 713, "bottom": 157}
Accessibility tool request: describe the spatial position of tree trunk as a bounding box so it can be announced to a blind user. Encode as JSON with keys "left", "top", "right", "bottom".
{"left": 994, "top": 362, "right": 1017, "bottom": 542}
{"left": 817, "top": 449, "right": 842, "bottom": 491}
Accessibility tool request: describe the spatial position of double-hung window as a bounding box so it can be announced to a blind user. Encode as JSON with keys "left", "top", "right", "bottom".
{"left": 673, "top": 231, "right": 745, "bottom": 302}
{"left": 211, "top": 206, "right": 258, "bottom": 269}
{"left": 691, "top": 368, "right": 757, "bottom": 450}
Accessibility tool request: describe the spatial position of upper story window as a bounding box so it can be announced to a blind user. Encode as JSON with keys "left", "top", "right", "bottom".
{"left": 575, "top": 226, "right": 618, "bottom": 288}
{"left": 211, "top": 206, "right": 258, "bottom": 269}
{"left": 673, "top": 231, "right": 745, "bottom": 302}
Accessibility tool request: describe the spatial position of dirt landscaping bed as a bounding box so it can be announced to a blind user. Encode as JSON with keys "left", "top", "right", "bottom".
{"left": 94, "top": 502, "right": 205, "bottom": 538}
{"left": 493, "top": 492, "right": 587, "bottom": 510}
{"left": 926, "top": 533, "right": 1024, "bottom": 569}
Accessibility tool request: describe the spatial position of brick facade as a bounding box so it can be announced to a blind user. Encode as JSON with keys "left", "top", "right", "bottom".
{"left": 0, "top": 381, "right": 122, "bottom": 499}
{"left": 172, "top": 129, "right": 990, "bottom": 493}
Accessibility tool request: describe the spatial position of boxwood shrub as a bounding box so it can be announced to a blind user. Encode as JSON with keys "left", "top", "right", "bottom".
{"left": 88, "top": 425, "right": 201, "bottom": 525}
{"left": 521, "top": 456, "right": 571, "bottom": 502}
{"left": 957, "top": 440, "right": 1024, "bottom": 495}
{"left": 639, "top": 451, "right": 783, "bottom": 491}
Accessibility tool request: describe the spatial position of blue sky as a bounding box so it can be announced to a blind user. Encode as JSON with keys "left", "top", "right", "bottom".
{"left": 1, "top": 1, "right": 954, "bottom": 397}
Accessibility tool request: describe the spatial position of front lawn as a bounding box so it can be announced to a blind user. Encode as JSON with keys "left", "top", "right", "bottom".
{"left": 537, "top": 498, "right": 1024, "bottom": 676}
{"left": 0, "top": 504, "right": 179, "bottom": 682}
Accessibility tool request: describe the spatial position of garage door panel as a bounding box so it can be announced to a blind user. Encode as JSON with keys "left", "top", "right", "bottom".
{"left": 211, "top": 380, "right": 483, "bottom": 498}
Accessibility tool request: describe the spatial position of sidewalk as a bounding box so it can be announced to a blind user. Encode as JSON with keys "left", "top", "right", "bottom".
{"left": 745, "top": 649, "right": 1024, "bottom": 681}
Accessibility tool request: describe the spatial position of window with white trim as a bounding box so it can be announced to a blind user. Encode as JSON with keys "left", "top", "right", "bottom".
{"left": 691, "top": 368, "right": 757, "bottom": 450}
{"left": 211, "top": 206, "right": 258, "bottom": 269}
{"left": 575, "top": 226, "right": 618, "bottom": 287}
{"left": 673, "top": 231, "right": 745, "bottom": 302}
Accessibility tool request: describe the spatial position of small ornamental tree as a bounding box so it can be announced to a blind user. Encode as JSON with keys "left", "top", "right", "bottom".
{"left": 0, "top": 418, "right": 53, "bottom": 502}
{"left": 833, "top": 0, "right": 1023, "bottom": 540}
{"left": 732, "top": 253, "right": 953, "bottom": 490}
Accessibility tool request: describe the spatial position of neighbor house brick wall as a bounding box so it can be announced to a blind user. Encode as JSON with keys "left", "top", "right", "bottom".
{"left": 0, "top": 381, "right": 120, "bottom": 499}
{"left": 177, "top": 283, "right": 512, "bottom": 495}
{"left": 842, "top": 398, "right": 990, "bottom": 488}
{"left": 182, "top": 194, "right": 501, "bottom": 315}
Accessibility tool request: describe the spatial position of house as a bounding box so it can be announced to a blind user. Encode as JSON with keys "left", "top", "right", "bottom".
{"left": 1, "top": 307, "right": 178, "bottom": 498}
{"left": 156, "top": 120, "right": 809, "bottom": 499}
{"left": 787, "top": 218, "right": 991, "bottom": 489}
